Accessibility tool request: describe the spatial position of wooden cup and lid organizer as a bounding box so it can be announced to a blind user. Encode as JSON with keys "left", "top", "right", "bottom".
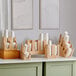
{"left": 0, "top": 30, "right": 20, "bottom": 59}
{"left": 20, "top": 40, "right": 47, "bottom": 60}
{"left": 59, "top": 32, "right": 74, "bottom": 58}
{"left": 0, "top": 37, "right": 20, "bottom": 59}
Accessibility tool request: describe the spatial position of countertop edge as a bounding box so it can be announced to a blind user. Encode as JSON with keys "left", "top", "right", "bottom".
{"left": 0, "top": 57, "right": 76, "bottom": 64}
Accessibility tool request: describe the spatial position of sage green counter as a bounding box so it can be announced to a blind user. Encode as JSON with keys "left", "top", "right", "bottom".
{"left": 0, "top": 57, "right": 76, "bottom": 76}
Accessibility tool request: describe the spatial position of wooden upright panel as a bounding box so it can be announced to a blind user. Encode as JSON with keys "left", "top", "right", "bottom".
{"left": 40, "top": 0, "right": 59, "bottom": 29}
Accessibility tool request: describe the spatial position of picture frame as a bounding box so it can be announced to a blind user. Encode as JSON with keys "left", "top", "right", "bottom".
{"left": 39, "top": 0, "right": 59, "bottom": 30}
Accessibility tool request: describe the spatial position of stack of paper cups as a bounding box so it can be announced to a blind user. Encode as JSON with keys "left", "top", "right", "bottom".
{"left": 45, "top": 33, "right": 49, "bottom": 45}
{"left": 64, "top": 35, "right": 69, "bottom": 42}
{"left": 66, "top": 48, "right": 72, "bottom": 57}
{"left": 25, "top": 52, "right": 29, "bottom": 58}
{"left": 35, "top": 41, "right": 37, "bottom": 51}
{"left": 49, "top": 40, "right": 52, "bottom": 56}
{"left": 6, "top": 29, "right": 8, "bottom": 38}
{"left": 64, "top": 31, "right": 69, "bottom": 42}
{"left": 12, "top": 31, "right": 15, "bottom": 38}
{"left": 24, "top": 44, "right": 28, "bottom": 54}
{"left": 29, "top": 44, "right": 31, "bottom": 51}
{"left": 40, "top": 33, "right": 44, "bottom": 41}
{"left": 57, "top": 45, "right": 60, "bottom": 56}
{"left": 24, "top": 44, "right": 30, "bottom": 58}
{"left": 40, "top": 33, "right": 44, "bottom": 51}
{"left": 13, "top": 42, "right": 16, "bottom": 48}
{"left": 65, "top": 42, "right": 70, "bottom": 48}
{"left": 49, "top": 40, "right": 52, "bottom": 46}
{"left": 55, "top": 45, "right": 58, "bottom": 55}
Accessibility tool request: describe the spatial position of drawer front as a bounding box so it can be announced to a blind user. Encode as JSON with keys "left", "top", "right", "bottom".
{"left": 0, "top": 63, "right": 42, "bottom": 76}
{"left": 44, "top": 62, "right": 75, "bottom": 76}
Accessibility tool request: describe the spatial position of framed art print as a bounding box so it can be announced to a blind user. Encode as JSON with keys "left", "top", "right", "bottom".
{"left": 11, "top": 0, "right": 33, "bottom": 29}
{"left": 40, "top": 0, "right": 59, "bottom": 29}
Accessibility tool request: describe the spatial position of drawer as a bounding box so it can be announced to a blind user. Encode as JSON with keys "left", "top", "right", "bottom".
{"left": 0, "top": 62, "right": 42, "bottom": 76}
{"left": 44, "top": 62, "right": 76, "bottom": 76}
